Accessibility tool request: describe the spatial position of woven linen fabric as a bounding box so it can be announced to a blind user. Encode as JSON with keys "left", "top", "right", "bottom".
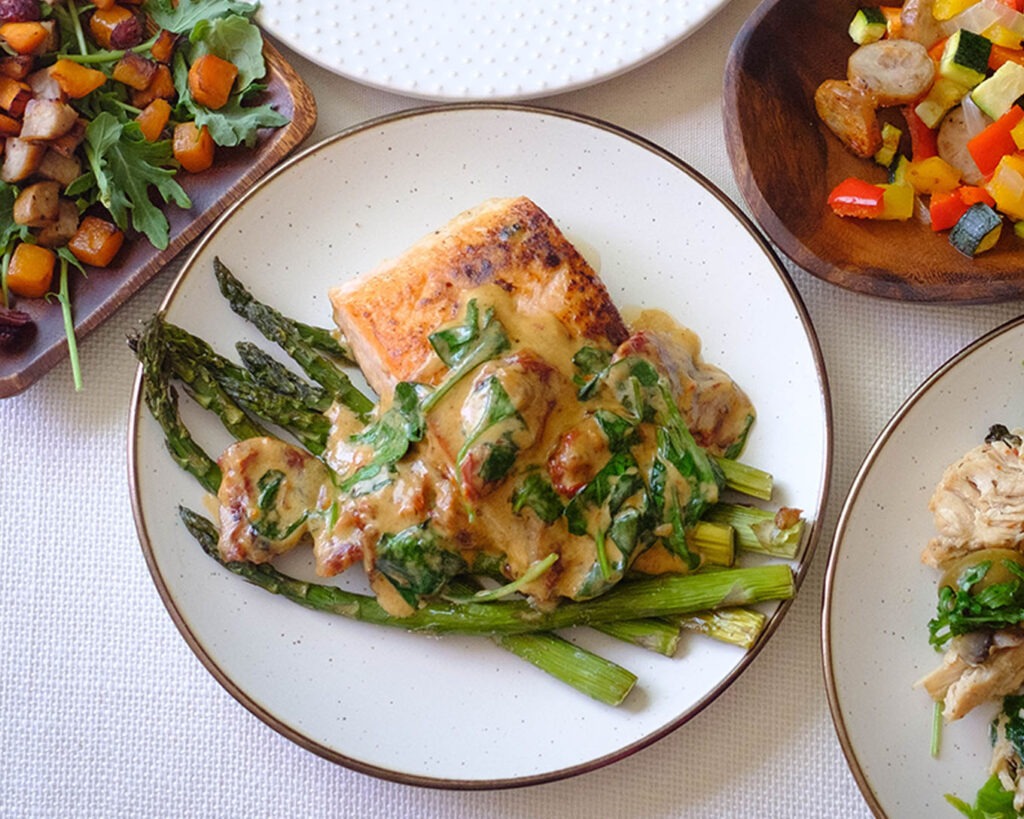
{"left": 5, "top": 0, "right": 1022, "bottom": 816}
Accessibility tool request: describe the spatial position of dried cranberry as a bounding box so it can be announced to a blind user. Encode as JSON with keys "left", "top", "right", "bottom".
{"left": 0, "top": 0, "right": 41, "bottom": 23}
{"left": 0, "top": 306, "right": 36, "bottom": 353}
{"left": 109, "top": 15, "right": 145, "bottom": 50}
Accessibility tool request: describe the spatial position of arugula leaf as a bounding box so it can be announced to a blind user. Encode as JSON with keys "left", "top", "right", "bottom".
{"left": 144, "top": 0, "right": 258, "bottom": 34}
{"left": 173, "top": 49, "right": 287, "bottom": 149}
{"left": 195, "top": 92, "right": 289, "bottom": 149}
{"left": 84, "top": 113, "right": 191, "bottom": 249}
{"left": 0, "top": 183, "right": 31, "bottom": 304}
{"left": 190, "top": 15, "right": 266, "bottom": 88}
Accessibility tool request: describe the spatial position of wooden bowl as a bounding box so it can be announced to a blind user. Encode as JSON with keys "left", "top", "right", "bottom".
{"left": 724, "top": 0, "right": 1024, "bottom": 303}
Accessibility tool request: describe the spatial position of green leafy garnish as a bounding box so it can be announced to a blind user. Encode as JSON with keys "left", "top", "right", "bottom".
{"left": 83, "top": 112, "right": 191, "bottom": 249}
{"left": 946, "top": 775, "right": 1018, "bottom": 818}
{"left": 928, "top": 559, "right": 1024, "bottom": 648}
{"left": 375, "top": 523, "right": 467, "bottom": 607}
{"left": 144, "top": 0, "right": 259, "bottom": 33}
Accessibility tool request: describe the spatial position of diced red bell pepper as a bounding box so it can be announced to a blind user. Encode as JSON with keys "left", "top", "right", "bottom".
{"left": 902, "top": 105, "right": 938, "bottom": 161}
{"left": 828, "top": 177, "right": 887, "bottom": 218}
{"left": 968, "top": 106, "right": 1024, "bottom": 176}
{"left": 993, "top": 0, "right": 1024, "bottom": 11}
{"left": 990, "top": 44, "right": 1024, "bottom": 72}
{"left": 929, "top": 190, "right": 970, "bottom": 231}
{"left": 959, "top": 185, "right": 997, "bottom": 207}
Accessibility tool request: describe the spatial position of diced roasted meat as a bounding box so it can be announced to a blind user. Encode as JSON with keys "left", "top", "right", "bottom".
{"left": 918, "top": 629, "right": 1024, "bottom": 720}
{"left": 1, "top": 137, "right": 44, "bottom": 182}
{"left": 19, "top": 99, "right": 78, "bottom": 141}
{"left": 923, "top": 434, "right": 1024, "bottom": 567}
{"left": 991, "top": 705, "right": 1024, "bottom": 813}
{"left": 36, "top": 199, "right": 79, "bottom": 248}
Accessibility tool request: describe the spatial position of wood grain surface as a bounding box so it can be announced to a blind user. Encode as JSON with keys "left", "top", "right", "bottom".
{"left": 723, "top": 0, "right": 1024, "bottom": 303}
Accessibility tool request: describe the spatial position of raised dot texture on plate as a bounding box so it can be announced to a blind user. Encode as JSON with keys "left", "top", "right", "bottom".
{"left": 256, "top": 0, "right": 729, "bottom": 100}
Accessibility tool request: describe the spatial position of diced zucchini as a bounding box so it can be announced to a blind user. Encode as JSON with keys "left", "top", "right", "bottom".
{"left": 916, "top": 77, "right": 970, "bottom": 128}
{"left": 940, "top": 29, "right": 992, "bottom": 88}
{"left": 972, "top": 62, "right": 1024, "bottom": 120}
{"left": 888, "top": 153, "right": 910, "bottom": 184}
{"left": 849, "top": 7, "right": 887, "bottom": 44}
{"left": 878, "top": 183, "right": 916, "bottom": 220}
{"left": 874, "top": 122, "right": 903, "bottom": 167}
{"left": 949, "top": 202, "right": 1003, "bottom": 255}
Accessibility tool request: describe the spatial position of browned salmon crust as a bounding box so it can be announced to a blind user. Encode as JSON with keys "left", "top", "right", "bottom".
{"left": 329, "top": 196, "right": 629, "bottom": 397}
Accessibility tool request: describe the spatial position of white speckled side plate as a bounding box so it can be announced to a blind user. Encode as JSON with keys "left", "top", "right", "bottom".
{"left": 256, "top": 1, "right": 733, "bottom": 100}
{"left": 129, "top": 105, "right": 830, "bottom": 787}
{"left": 824, "top": 315, "right": 1024, "bottom": 817}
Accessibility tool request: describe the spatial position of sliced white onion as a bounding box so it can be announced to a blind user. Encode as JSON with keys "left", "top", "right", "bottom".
{"left": 960, "top": 92, "right": 991, "bottom": 137}
{"left": 916, "top": 194, "right": 932, "bottom": 225}
{"left": 942, "top": 0, "right": 1024, "bottom": 37}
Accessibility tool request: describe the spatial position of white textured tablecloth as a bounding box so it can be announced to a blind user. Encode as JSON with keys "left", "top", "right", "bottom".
{"left": 3, "top": 1, "right": 1020, "bottom": 816}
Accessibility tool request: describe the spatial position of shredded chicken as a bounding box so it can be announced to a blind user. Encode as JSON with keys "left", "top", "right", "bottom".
{"left": 923, "top": 433, "right": 1024, "bottom": 568}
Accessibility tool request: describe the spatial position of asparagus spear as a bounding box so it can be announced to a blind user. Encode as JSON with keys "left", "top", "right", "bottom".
{"left": 673, "top": 607, "right": 768, "bottom": 649}
{"left": 704, "top": 503, "right": 805, "bottom": 559}
{"left": 138, "top": 318, "right": 268, "bottom": 442}
{"left": 715, "top": 456, "right": 773, "bottom": 501}
{"left": 179, "top": 507, "right": 795, "bottom": 636}
{"left": 496, "top": 633, "right": 637, "bottom": 706}
{"left": 129, "top": 320, "right": 221, "bottom": 495}
{"left": 160, "top": 320, "right": 331, "bottom": 454}
{"left": 213, "top": 257, "right": 372, "bottom": 417}
{"left": 236, "top": 340, "right": 331, "bottom": 413}
{"left": 591, "top": 619, "right": 682, "bottom": 656}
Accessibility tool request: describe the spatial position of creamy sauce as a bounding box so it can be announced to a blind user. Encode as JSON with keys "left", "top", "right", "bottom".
{"left": 215, "top": 285, "right": 755, "bottom": 616}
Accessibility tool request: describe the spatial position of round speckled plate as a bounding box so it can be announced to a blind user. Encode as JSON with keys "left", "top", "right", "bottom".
{"left": 824, "top": 314, "right": 1024, "bottom": 817}
{"left": 129, "top": 104, "right": 830, "bottom": 787}
{"left": 255, "top": 0, "right": 734, "bottom": 101}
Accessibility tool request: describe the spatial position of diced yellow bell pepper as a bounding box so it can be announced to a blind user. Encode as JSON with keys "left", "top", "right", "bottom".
{"left": 986, "top": 153, "right": 1024, "bottom": 221}
{"left": 915, "top": 77, "right": 970, "bottom": 129}
{"left": 1011, "top": 118, "right": 1024, "bottom": 150}
{"left": 1014, "top": 219, "right": 1024, "bottom": 240}
{"left": 984, "top": 23, "right": 1023, "bottom": 49}
{"left": 906, "top": 156, "right": 962, "bottom": 195}
{"left": 934, "top": 0, "right": 979, "bottom": 20}
{"left": 878, "top": 183, "right": 916, "bottom": 220}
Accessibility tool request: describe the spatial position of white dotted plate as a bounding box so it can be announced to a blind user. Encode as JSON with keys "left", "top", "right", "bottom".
{"left": 130, "top": 106, "right": 829, "bottom": 786}
{"left": 825, "top": 315, "right": 1024, "bottom": 816}
{"left": 256, "top": 1, "right": 733, "bottom": 100}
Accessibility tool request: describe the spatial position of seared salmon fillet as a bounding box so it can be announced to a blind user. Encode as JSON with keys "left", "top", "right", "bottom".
{"left": 329, "top": 196, "right": 629, "bottom": 397}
